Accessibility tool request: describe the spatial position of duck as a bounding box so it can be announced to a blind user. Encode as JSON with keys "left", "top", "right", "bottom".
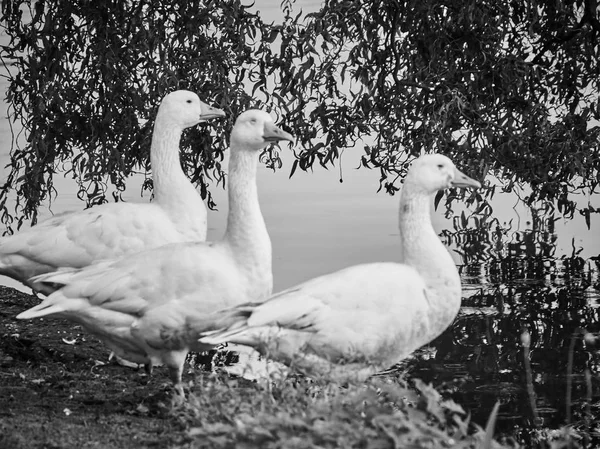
{"left": 199, "top": 154, "right": 481, "bottom": 382}
{"left": 17, "top": 109, "right": 294, "bottom": 395}
{"left": 0, "top": 90, "right": 225, "bottom": 295}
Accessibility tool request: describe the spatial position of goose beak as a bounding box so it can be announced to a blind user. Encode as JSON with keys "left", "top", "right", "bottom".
{"left": 199, "top": 103, "right": 226, "bottom": 121}
{"left": 451, "top": 167, "right": 481, "bottom": 189}
{"left": 263, "top": 122, "right": 295, "bottom": 143}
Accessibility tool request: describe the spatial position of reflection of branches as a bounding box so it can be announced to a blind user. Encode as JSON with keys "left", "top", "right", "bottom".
{"left": 443, "top": 214, "right": 559, "bottom": 265}
{"left": 402, "top": 265, "right": 600, "bottom": 444}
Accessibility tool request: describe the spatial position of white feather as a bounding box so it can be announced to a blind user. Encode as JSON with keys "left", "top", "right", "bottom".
{"left": 0, "top": 90, "right": 224, "bottom": 295}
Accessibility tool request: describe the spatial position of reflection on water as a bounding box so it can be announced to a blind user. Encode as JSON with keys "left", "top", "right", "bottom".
{"left": 402, "top": 224, "right": 600, "bottom": 446}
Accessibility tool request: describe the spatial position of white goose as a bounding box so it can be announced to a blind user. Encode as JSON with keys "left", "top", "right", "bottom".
{"left": 0, "top": 90, "right": 224, "bottom": 295}
{"left": 17, "top": 110, "right": 294, "bottom": 395}
{"left": 199, "top": 154, "right": 481, "bottom": 381}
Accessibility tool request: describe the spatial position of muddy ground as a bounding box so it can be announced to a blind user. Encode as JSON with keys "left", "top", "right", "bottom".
{"left": 0, "top": 286, "right": 206, "bottom": 449}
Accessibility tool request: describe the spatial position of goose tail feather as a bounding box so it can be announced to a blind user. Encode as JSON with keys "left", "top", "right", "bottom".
{"left": 30, "top": 268, "right": 79, "bottom": 286}
{"left": 199, "top": 325, "right": 250, "bottom": 346}
{"left": 17, "top": 301, "right": 67, "bottom": 320}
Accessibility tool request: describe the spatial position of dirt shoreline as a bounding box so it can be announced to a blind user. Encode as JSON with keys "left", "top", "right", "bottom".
{"left": 0, "top": 286, "right": 194, "bottom": 449}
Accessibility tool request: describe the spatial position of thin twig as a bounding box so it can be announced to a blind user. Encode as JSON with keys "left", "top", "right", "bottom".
{"left": 521, "top": 329, "right": 539, "bottom": 427}
{"left": 566, "top": 328, "right": 587, "bottom": 449}
{"left": 584, "top": 368, "right": 592, "bottom": 448}
{"left": 566, "top": 330, "right": 579, "bottom": 426}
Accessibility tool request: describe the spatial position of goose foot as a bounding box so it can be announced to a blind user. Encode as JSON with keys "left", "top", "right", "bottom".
{"left": 108, "top": 352, "right": 142, "bottom": 370}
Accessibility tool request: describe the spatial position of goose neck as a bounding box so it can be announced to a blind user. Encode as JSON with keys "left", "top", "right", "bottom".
{"left": 222, "top": 147, "right": 273, "bottom": 299}
{"left": 398, "top": 186, "right": 461, "bottom": 294}
{"left": 224, "top": 148, "right": 271, "bottom": 256}
{"left": 398, "top": 186, "right": 462, "bottom": 334}
{"left": 398, "top": 186, "right": 436, "bottom": 254}
{"left": 150, "top": 123, "right": 190, "bottom": 201}
{"left": 148, "top": 120, "right": 207, "bottom": 240}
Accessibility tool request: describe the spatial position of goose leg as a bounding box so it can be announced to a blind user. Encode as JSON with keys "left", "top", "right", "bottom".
{"left": 164, "top": 350, "right": 189, "bottom": 400}
{"left": 169, "top": 364, "right": 184, "bottom": 395}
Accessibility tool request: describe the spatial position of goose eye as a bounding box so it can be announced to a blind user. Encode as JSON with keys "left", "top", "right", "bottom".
{"left": 250, "top": 118, "right": 257, "bottom": 124}
{"left": 437, "top": 164, "right": 444, "bottom": 169}
{"left": 186, "top": 99, "right": 192, "bottom": 104}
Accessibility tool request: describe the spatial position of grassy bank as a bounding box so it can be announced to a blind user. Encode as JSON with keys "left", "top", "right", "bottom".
{"left": 0, "top": 286, "right": 587, "bottom": 448}
{"left": 175, "top": 372, "right": 510, "bottom": 449}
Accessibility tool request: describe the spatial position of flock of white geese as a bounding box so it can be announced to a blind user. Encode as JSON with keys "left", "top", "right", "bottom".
{"left": 1, "top": 90, "right": 481, "bottom": 397}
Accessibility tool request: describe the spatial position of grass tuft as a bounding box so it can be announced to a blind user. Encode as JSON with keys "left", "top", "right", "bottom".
{"left": 173, "top": 372, "right": 517, "bottom": 449}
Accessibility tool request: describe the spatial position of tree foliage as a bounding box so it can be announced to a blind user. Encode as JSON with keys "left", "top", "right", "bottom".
{"left": 0, "top": 0, "right": 279, "bottom": 229}
{"left": 274, "top": 0, "right": 600, "bottom": 223}
{"left": 0, "top": 0, "right": 598, "bottom": 231}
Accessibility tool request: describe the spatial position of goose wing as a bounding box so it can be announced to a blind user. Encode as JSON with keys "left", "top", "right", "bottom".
{"left": 0, "top": 203, "right": 185, "bottom": 280}
{"left": 200, "top": 262, "right": 430, "bottom": 363}
{"left": 25, "top": 241, "right": 237, "bottom": 314}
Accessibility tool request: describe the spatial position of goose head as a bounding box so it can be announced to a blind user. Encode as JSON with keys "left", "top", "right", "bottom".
{"left": 230, "top": 110, "right": 295, "bottom": 152}
{"left": 157, "top": 90, "right": 225, "bottom": 128}
{"left": 406, "top": 154, "right": 481, "bottom": 194}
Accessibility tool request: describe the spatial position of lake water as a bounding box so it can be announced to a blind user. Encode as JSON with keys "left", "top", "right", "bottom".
{"left": 0, "top": 1, "right": 599, "bottom": 444}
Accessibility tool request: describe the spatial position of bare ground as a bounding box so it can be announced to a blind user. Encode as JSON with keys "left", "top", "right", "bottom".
{"left": 0, "top": 286, "right": 200, "bottom": 449}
